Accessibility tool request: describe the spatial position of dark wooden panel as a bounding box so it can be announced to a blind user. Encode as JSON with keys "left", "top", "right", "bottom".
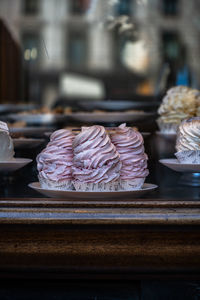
{"left": 1, "top": 279, "right": 200, "bottom": 300}
{"left": 1, "top": 198, "right": 200, "bottom": 279}
{"left": 2, "top": 197, "right": 200, "bottom": 208}
{"left": 0, "top": 223, "right": 200, "bottom": 278}
{"left": 141, "top": 281, "right": 200, "bottom": 300}
{"left": 0, "top": 19, "right": 22, "bottom": 102}
{"left": 0, "top": 279, "right": 141, "bottom": 300}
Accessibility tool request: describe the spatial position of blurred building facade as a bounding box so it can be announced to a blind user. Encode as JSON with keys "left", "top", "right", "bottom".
{"left": 0, "top": 0, "right": 200, "bottom": 103}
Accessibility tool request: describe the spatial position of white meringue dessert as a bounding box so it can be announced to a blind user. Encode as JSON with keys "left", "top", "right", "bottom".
{"left": 0, "top": 121, "right": 14, "bottom": 161}
{"left": 175, "top": 117, "right": 200, "bottom": 164}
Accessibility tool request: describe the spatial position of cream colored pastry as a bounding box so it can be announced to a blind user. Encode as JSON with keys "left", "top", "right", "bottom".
{"left": 158, "top": 86, "right": 200, "bottom": 127}
{"left": 176, "top": 117, "right": 200, "bottom": 152}
{"left": 175, "top": 117, "right": 200, "bottom": 163}
{"left": 0, "top": 121, "right": 14, "bottom": 161}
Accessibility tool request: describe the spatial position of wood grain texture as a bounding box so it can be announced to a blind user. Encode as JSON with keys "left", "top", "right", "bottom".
{"left": 1, "top": 197, "right": 200, "bottom": 279}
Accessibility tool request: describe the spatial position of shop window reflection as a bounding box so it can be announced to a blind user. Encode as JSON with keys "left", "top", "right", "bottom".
{"left": 162, "top": 31, "right": 191, "bottom": 87}
{"left": 70, "top": 0, "right": 90, "bottom": 15}
{"left": 115, "top": 35, "right": 128, "bottom": 67}
{"left": 68, "top": 30, "right": 88, "bottom": 68}
{"left": 162, "top": 31, "right": 180, "bottom": 62}
{"left": 162, "top": 0, "right": 179, "bottom": 16}
{"left": 116, "top": 0, "right": 132, "bottom": 16}
{"left": 22, "top": 0, "right": 39, "bottom": 15}
{"left": 22, "top": 33, "right": 40, "bottom": 63}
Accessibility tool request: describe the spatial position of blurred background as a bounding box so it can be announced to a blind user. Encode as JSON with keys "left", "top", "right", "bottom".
{"left": 1, "top": 0, "right": 200, "bottom": 107}
{"left": 0, "top": 0, "right": 200, "bottom": 205}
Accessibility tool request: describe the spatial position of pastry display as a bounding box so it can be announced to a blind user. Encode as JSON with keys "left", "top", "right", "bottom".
{"left": 111, "top": 123, "right": 149, "bottom": 190}
{"left": 72, "top": 125, "right": 121, "bottom": 191}
{"left": 69, "top": 110, "right": 153, "bottom": 124}
{"left": 175, "top": 117, "right": 200, "bottom": 163}
{"left": 157, "top": 86, "right": 200, "bottom": 133}
{"left": 92, "top": 109, "right": 144, "bottom": 114}
{"left": 37, "top": 129, "right": 75, "bottom": 190}
{"left": 8, "top": 121, "right": 26, "bottom": 128}
{"left": 8, "top": 106, "right": 72, "bottom": 126}
{"left": 8, "top": 121, "right": 27, "bottom": 138}
{"left": 0, "top": 121, "right": 14, "bottom": 161}
{"left": 36, "top": 124, "right": 150, "bottom": 192}
{"left": 19, "top": 106, "right": 72, "bottom": 115}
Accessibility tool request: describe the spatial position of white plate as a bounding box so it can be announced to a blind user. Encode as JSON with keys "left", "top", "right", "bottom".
{"left": 9, "top": 127, "right": 55, "bottom": 137}
{"left": 13, "top": 138, "right": 45, "bottom": 149}
{"left": 69, "top": 112, "right": 155, "bottom": 123}
{"left": 159, "top": 158, "right": 200, "bottom": 173}
{"left": 78, "top": 100, "right": 159, "bottom": 111}
{"left": 8, "top": 114, "right": 67, "bottom": 125}
{"left": 0, "top": 104, "right": 36, "bottom": 114}
{"left": 11, "top": 104, "right": 37, "bottom": 112}
{"left": 0, "top": 104, "right": 16, "bottom": 114}
{"left": 28, "top": 182, "right": 157, "bottom": 200}
{"left": 0, "top": 158, "right": 32, "bottom": 172}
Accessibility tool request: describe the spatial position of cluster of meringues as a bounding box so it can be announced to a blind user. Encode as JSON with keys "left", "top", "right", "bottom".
{"left": 36, "top": 124, "right": 149, "bottom": 191}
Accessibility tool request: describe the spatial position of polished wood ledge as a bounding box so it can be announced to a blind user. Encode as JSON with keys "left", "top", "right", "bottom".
{"left": 1, "top": 197, "right": 200, "bottom": 280}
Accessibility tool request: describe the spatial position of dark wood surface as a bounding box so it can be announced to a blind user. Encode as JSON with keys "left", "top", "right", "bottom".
{"left": 1, "top": 196, "right": 200, "bottom": 280}
{"left": 1, "top": 197, "right": 200, "bottom": 224}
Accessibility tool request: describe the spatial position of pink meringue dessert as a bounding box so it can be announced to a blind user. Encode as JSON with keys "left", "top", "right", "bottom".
{"left": 37, "top": 129, "right": 75, "bottom": 190}
{"left": 111, "top": 123, "right": 149, "bottom": 190}
{"left": 72, "top": 125, "right": 121, "bottom": 191}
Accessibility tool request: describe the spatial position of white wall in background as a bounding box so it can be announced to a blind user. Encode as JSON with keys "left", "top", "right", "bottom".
{"left": 40, "top": 0, "right": 67, "bottom": 69}
{"left": 88, "top": 25, "right": 114, "bottom": 70}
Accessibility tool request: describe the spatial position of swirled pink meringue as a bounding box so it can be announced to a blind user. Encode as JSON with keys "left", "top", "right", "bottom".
{"left": 37, "top": 129, "right": 74, "bottom": 182}
{"left": 72, "top": 125, "right": 121, "bottom": 183}
{"left": 110, "top": 124, "right": 149, "bottom": 180}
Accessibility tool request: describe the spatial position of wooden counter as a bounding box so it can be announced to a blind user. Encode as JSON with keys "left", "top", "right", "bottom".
{"left": 1, "top": 197, "right": 200, "bottom": 280}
